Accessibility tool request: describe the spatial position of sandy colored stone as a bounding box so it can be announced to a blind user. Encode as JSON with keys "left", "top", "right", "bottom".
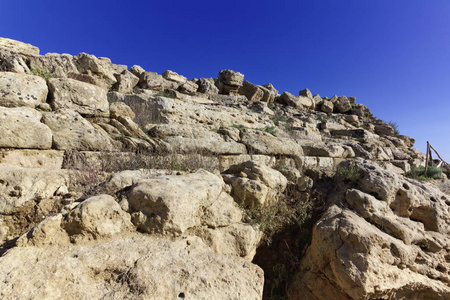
{"left": 42, "top": 109, "right": 114, "bottom": 151}
{"left": 0, "top": 37, "right": 39, "bottom": 57}
{"left": 109, "top": 101, "right": 135, "bottom": 120}
{"left": 29, "top": 53, "right": 78, "bottom": 78}
{"left": 0, "top": 72, "right": 48, "bottom": 108}
{"left": 48, "top": 78, "right": 109, "bottom": 117}
{"left": 0, "top": 149, "right": 64, "bottom": 169}
{"left": 0, "top": 106, "right": 52, "bottom": 149}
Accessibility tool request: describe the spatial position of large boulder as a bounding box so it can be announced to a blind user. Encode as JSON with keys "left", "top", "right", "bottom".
{"left": 0, "top": 235, "right": 264, "bottom": 299}
{"left": 28, "top": 53, "right": 78, "bottom": 78}
{"left": 42, "top": 109, "right": 114, "bottom": 151}
{"left": 0, "top": 164, "right": 68, "bottom": 214}
{"left": 197, "top": 77, "right": 219, "bottom": 94}
{"left": 0, "top": 49, "right": 30, "bottom": 73}
{"left": 63, "top": 194, "right": 134, "bottom": 242}
{"left": 47, "top": 78, "right": 109, "bottom": 117}
{"left": 217, "top": 69, "right": 244, "bottom": 95}
{"left": 223, "top": 161, "right": 288, "bottom": 207}
{"left": 112, "top": 70, "right": 139, "bottom": 94}
{"left": 74, "top": 53, "right": 117, "bottom": 89}
{"left": 239, "top": 80, "right": 264, "bottom": 102}
{"left": 138, "top": 71, "right": 178, "bottom": 91}
{"left": 127, "top": 170, "right": 225, "bottom": 235}
{"left": 0, "top": 37, "right": 39, "bottom": 58}
{"left": 291, "top": 159, "right": 450, "bottom": 299}
{"left": 0, "top": 72, "right": 48, "bottom": 108}
{"left": 0, "top": 106, "right": 52, "bottom": 149}
{"left": 162, "top": 70, "right": 187, "bottom": 83}
{"left": 276, "top": 91, "right": 313, "bottom": 110}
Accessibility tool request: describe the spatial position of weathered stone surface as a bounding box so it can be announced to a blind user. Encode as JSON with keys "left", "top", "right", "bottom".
{"left": 127, "top": 170, "right": 225, "bottom": 235}
{"left": 109, "top": 101, "right": 135, "bottom": 120}
{"left": 0, "top": 72, "right": 48, "bottom": 108}
{"left": 48, "top": 78, "right": 109, "bottom": 117}
{"left": 0, "top": 106, "right": 52, "bottom": 149}
{"left": 138, "top": 71, "right": 178, "bottom": 91}
{"left": 129, "top": 64, "right": 145, "bottom": 78}
{"left": 335, "top": 96, "right": 352, "bottom": 113}
{"left": 0, "top": 37, "right": 39, "bottom": 57}
{"left": 217, "top": 69, "right": 244, "bottom": 95}
{"left": 29, "top": 53, "right": 78, "bottom": 78}
{"left": 148, "top": 124, "right": 247, "bottom": 155}
{"left": 0, "top": 49, "right": 29, "bottom": 73}
{"left": 299, "top": 88, "right": 313, "bottom": 98}
{"left": 197, "top": 77, "right": 219, "bottom": 94}
{"left": 178, "top": 80, "right": 198, "bottom": 94}
{"left": 112, "top": 70, "right": 139, "bottom": 94}
{"left": 302, "top": 142, "right": 355, "bottom": 158}
{"left": 63, "top": 194, "right": 134, "bottom": 242}
{"left": 162, "top": 70, "right": 187, "bottom": 83}
{"left": 223, "top": 161, "right": 288, "bottom": 207}
{"left": 239, "top": 80, "right": 264, "bottom": 102}
{"left": 321, "top": 99, "right": 333, "bottom": 113}
{"left": 277, "top": 91, "right": 313, "bottom": 110}
{"left": 42, "top": 109, "right": 114, "bottom": 151}
{"left": 74, "top": 53, "right": 117, "bottom": 89}
{"left": 240, "top": 130, "right": 304, "bottom": 160}
{"left": 0, "top": 164, "right": 68, "bottom": 214}
{"left": 0, "top": 149, "right": 64, "bottom": 169}
{"left": 0, "top": 235, "right": 264, "bottom": 299}
{"left": 292, "top": 159, "right": 450, "bottom": 299}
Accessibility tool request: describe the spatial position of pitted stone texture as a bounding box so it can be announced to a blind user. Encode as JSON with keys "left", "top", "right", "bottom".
{"left": 0, "top": 37, "right": 39, "bottom": 57}
{"left": 29, "top": 53, "right": 78, "bottom": 78}
{"left": 48, "top": 78, "right": 109, "bottom": 117}
{"left": 0, "top": 106, "right": 52, "bottom": 149}
{"left": 0, "top": 72, "right": 48, "bottom": 108}
{"left": 42, "top": 109, "right": 114, "bottom": 151}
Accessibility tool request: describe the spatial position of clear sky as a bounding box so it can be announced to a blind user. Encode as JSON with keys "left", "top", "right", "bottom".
{"left": 1, "top": 0, "right": 450, "bottom": 159}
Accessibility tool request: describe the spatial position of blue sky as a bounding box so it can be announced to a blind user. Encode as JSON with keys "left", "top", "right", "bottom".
{"left": 2, "top": 0, "right": 450, "bottom": 159}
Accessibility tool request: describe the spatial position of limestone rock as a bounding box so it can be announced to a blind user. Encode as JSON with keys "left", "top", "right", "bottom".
{"left": 291, "top": 159, "right": 450, "bottom": 299}
{"left": 335, "top": 96, "right": 352, "bottom": 113}
{"left": 109, "top": 101, "right": 135, "bottom": 120}
{"left": 112, "top": 70, "right": 139, "bottom": 94}
{"left": 239, "top": 80, "right": 264, "bottom": 102}
{"left": 63, "top": 194, "right": 134, "bottom": 242}
{"left": 0, "top": 149, "right": 64, "bottom": 169}
{"left": 162, "top": 70, "right": 187, "bottom": 83}
{"left": 197, "top": 77, "right": 219, "bottom": 94}
{"left": 0, "top": 164, "right": 68, "bottom": 214}
{"left": 0, "top": 37, "right": 39, "bottom": 57}
{"left": 0, "top": 235, "right": 264, "bottom": 299}
{"left": 48, "top": 78, "right": 109, "bottom": 117}
{"left": 223, "top": 161, "right": 288, "bottom": 207}
{"left": 299, "top": 88, "right": 313, "bottom": 99}
{"left": 129, "top": 64, "right": 145, "bottom": 78}
{"left": 178, "top": 80, "right": 198, "bottom": 94}
{"left": 0, "top": 49, "right": 30, "bottom": 73}
{"left": 0, "top": 106, "right": 52, "bottom": 149}
{"left": 321, "top": 99, "right": 334, "bottom": 113}
{"left": 217, "top": 69, "right": 244, "bottom": 95}
{"left": 28, "top": 53, "right": 78, "bottom": 78}
{"left": 138, "top": 71, "right": 178, "bottom": 91}
{"left": 42, "top": 109, "right": 114, "bottom": 151}
{"left": 0, "top": 72, "right": 48, "bottom": 108}
{"left": 240, "top": 130, "right": 304, "bottom": 161}
{"left": 127, "top": 170, "right": 225, "bottom": 235}
{"left": 74, "top": 52, "right": 117, "bottom": 89}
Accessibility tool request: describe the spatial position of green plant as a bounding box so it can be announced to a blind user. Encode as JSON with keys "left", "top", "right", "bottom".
{"left": 283, "top": 123, "right": 293, "bottom": 131}
{"left": 231, "top": 124, "right": 245, "bottom": 130}
{"left": 388, "top": 121, "right": 400, "bottom": 135}
{"left": 271, "top": 113, "right": 288, "bottom": 126}
{"left": 406, "top": 165, "right": 443, "bottom": 180}
{"left": 336, "top": 161, "right": 362, "bottom": 183}
{"left": 155, "top": 89, "right": 177, "bottom": 99}
{"left": 257, "top": 126, "right": 277, "bottom": 137}
{"left": 30, "top": 68, "right": 52, "bottom": 79}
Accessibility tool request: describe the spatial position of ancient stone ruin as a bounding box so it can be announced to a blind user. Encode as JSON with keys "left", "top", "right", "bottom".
{"left": 1, "top": 37, "right": 450, "bottom": 299}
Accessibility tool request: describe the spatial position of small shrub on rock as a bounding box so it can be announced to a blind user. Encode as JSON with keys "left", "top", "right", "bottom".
{"left": 406, "top": 165, "right": 443, "bottom": 180}
{"left": 336, "top": 161, "right": 362, "bottom": 183}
